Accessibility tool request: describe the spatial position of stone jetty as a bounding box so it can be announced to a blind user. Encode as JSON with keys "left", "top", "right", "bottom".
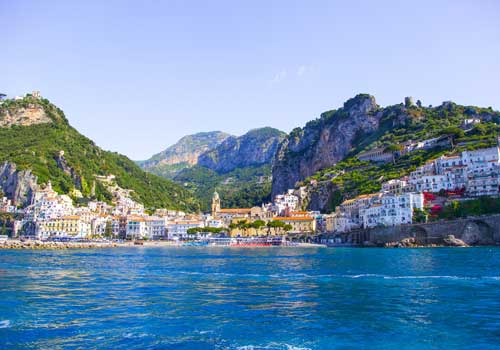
{"left": 0, "top": 239, "right": 120, "bottom": 250}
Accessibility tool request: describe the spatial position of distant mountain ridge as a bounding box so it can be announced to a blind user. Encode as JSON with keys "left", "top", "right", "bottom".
{"left": 138, "top": 131, "right": 231, "bottom": 178}
{"left": 198, "top": 127, "right": 286, "bottom": 173}
{"left": 141, "top": 127, "right": 287, "bottom": 210}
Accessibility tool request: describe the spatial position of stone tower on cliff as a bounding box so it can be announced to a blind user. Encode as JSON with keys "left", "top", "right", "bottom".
{"left": 211, "top": 191, "right": 221, "bottom": 217}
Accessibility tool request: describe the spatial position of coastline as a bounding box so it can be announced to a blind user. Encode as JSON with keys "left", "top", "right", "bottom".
{"left": 0, "top": 239, "right": 327, "bottom": 250}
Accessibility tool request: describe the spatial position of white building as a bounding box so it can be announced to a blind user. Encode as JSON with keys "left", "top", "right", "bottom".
{"left": 167, "top": 220, "right": 204, "bottom": 240}
{"left": 145, "top": 217, "right": 168, "bottom": 239}
{"left": 360, "top": 192, "right": 424, "bottom": 228}
{"left": 273, "top": 190, "right": 299, "bottom": 215}
{"left": 410, "top": 146, "right": 500, "bottom": 195}
{"left": 381, "top": 179, "right": 411, "bottom": 195}
{"left": 125, "top": 216, "right": 147, "bottom": 239}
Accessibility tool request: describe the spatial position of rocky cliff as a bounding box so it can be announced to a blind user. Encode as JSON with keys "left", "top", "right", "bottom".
{"left": 0, "top": 162, "right": 38, "bottom": 206}
{"left": 272, "top": 94, "right": 500, "bottom": 212}
{"left": 139, "top": 131, "right": 231, "bottom": 178}
{"left": 0, "top": 104, "right": 51, "bottom": 127}
{"left": 272, "top": 94, "right": 380, "bottom": 196}
{"left": 198, "top": 127, "right": 286, "bottom": 173}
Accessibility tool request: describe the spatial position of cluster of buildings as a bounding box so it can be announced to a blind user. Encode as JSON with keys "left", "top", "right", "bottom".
{"left": 329, "top": 145, "right": 500, "bottom": 233}
{"left": 5, "top": 180, "right": 198, "bottom": 240}
{"left": 210, "top": 190, "right": 317, "bottom": 236}
{"left": 409, "top": 146, "right": 500, "bottom": 197}
{"left": 328, "top": 192, "right": 424, "bottom": 233}
{"left": 2, "top": 177, "right": 317, "bottom": 240}
{"left": 3, "top": 141, "right": 500, "bottom": 240}
{"left": 357, "top": 136, "right": 452, "bottom": 164}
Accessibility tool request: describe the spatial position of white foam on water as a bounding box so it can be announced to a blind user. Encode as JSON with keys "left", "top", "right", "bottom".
{"left": 0, "top": 320, "right": 11, "bottom": 328}
{"left": 345, "top": 274, "right": 384, "bottom": 279}
{"left": 236, "top": 343, "right": 311, "bottom": 350}
{"left": 383, "top": 275, "right": 472, "bottom": 280}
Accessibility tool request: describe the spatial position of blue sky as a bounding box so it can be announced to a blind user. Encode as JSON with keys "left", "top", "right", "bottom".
{"left": 1, "top": 0, "right": 499, "bottom": 160}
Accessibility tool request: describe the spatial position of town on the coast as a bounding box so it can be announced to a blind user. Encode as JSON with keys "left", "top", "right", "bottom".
{"left": 2, "top": 91, "right": 500, "bottom": 247}
{"left": 3, "top": 138, "right": 500, "bottom": 246}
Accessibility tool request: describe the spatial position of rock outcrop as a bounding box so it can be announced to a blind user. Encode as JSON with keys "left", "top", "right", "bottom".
{"left": 443, "top": 235, "right": 468, "bottom": 247}
{"left": 0, "top": 104, "right": 52, "bottom": 127}
{"left": 54, "top": 151, "right": 82, "bottom": 190}
{"left": 0, "top": 162, "right": 38, "bottom": 206}
{"left": 272, "top": 94, "right": 381, "bottom": 196}
{"left": 198, "top": 127, "right": 286, "bottom": 173}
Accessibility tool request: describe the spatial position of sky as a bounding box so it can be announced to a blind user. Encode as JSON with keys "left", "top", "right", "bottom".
{"left": 1, "top": 0, "right": 499, "bottom": 160}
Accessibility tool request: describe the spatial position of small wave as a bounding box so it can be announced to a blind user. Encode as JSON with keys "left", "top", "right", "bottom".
{"left": 339, "top": 274, "right": 500, "bottom": 281}
{"left": 172, "top": 271, "right": 500, "bottom": 282}
{"left": 123, "top": 332, "right": 148, "bottom": 339}
{"left": 344, "top": 274, "right": 384, "bottom": 279}
{"left": 383, "top": 275, "right": 473, "bottom": 280}
{"left": 0, "top": 320, "right": 11, "bottom": 328}
{"left": 236, "top": 343, "right": 310, "bottom": 350}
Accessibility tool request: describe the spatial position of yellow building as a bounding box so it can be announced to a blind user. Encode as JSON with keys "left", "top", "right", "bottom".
{"left": 273, "top": 216, "right": 316, "bottom": 234}
{"left": 38, "top": 215, "right": 91, "bottom": 238}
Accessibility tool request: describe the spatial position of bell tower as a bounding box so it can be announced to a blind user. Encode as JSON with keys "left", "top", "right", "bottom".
{"left": 211, "top": 191, "right": 221, "bottom": 217}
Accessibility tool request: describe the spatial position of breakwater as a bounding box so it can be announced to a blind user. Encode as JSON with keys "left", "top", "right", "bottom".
{"left": 0, "top": 240, "right": 122, "bottom": 249}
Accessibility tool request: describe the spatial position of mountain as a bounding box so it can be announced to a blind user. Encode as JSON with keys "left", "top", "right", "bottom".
{"left": 141, "top": 127, "right": 286, "bottom": 211}
{"left": 138, "top": 131, "right": 231, "bottom": 178}
{"left": 272, "top": 94, "right": 380, "bottom": 196}
{"left": 272, "top": 94, "right": 500, "bottom": 212}
{"left": 198, "top": 127, "right": 286, "bottom": 173}
{"left": 0, "top": 95, "right": 200, "bottom": 211}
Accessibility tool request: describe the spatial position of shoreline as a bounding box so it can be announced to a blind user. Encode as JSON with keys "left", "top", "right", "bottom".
{"left": 1, "top": 239, "right": 496, "bottom": 250}
{"left": 0, "top": 239, "right": 327, "bottom": 250}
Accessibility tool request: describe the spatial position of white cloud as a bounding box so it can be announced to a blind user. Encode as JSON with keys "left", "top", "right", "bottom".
{"left": 270, "top": 69, "right": 287, "bottom": 85}
{"left": 297, "top": 65, "right": 307, "bottom": 77}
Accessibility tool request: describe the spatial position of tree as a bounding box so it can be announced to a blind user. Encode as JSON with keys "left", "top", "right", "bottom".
{"left": 440, "top": 127, "right": 464, "bottom": 147}
{"left": 104, "top": 221, "right": 113, "bottom": 238}
{"left": 250, "top": 220, "right": 265, "bottom": 229}
{"left": 473, "top": 123, "right": 488, "bottom": 135}
{"left": 413, "top": 208, "right": 427, "bottom": 223}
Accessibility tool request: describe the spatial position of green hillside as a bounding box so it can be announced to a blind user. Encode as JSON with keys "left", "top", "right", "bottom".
{"left": 0, "top": 97, "right": 200, "bottom": 212}
{"left": 298, "top": 100, "right": 500, "bottom": 211}
{"left": 174, "top": 164, "right": 272, "bottom": 211}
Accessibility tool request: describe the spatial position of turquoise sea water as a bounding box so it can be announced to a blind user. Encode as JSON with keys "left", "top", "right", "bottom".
{"left": 0, "top": 247, "right": 499, "bottom": 350}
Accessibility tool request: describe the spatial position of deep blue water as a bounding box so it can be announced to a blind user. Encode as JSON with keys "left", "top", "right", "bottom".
{"left": 0, "top": 247, "right": 499, "bottom": 350}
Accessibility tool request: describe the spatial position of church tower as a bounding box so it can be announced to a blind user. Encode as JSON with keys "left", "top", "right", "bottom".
{"left": 211, "top": 191, "right": 221, "bottom": 217}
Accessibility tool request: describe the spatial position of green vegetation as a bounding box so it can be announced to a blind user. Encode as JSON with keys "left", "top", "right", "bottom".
{"left": 228, "top": 219, "right": 292, "bottom": 234}
{"left": 0, "top": 97, "right": 200, "bottom": 212}
{"left": 301, "top": 102, "right": 500, "bottom": 212}
{"left": 437, "top": 197, "right": 500, "bottom": 219}
{"left": 186, "top": 227, "right": 227, "bottom": 235}
{"left": 175, "top": 164, "right": 272, "bottom": 211}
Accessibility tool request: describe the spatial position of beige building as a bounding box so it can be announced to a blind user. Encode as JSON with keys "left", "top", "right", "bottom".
{"left": 273, "top": 216, "right": 316, "bottom": 234}
{"left": 37, "top": 215, "right": 90, "bottom": 238}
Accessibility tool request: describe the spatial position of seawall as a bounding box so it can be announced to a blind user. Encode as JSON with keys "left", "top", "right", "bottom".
{"left": 341, "top": 214, "right": 500, "bottom": 246}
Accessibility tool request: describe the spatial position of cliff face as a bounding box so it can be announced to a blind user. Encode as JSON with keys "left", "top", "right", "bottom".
{"left": 0, "top": 104, "right": 52, "bottom": 127}
{"left": 272, "top": 94, "right": 380, "bottom": 196}
{"left": 139, "top": 131, "right": 231, "bottom": 178}
{"left": 0, "top": 162, "right": 38, "bottom": 206}
{"left": 198, "top": 127, "right": 287, "bottom": 173}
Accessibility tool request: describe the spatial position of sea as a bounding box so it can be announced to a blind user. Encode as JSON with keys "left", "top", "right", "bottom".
{"left": 0, "top": 247, "right": 499, "bottom": 350}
